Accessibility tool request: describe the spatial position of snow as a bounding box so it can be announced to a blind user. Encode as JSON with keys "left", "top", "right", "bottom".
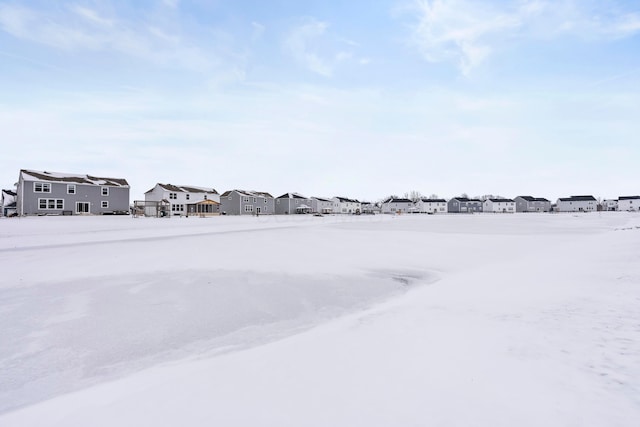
{"left": 1, "top": 213, "right": 639, "bottom": 426}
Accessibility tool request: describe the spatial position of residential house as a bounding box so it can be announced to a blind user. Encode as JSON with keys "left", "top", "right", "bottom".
{"left": 361, "top": 201, "right": 381, "bottom": 215}
{"left": 1, "top": 189, "right": 17, "bottom": 217}
{"left": 483, "top": 198, "right": 516, "bottom": 213}
{"left": 275, "top": 193, "right": 312, "bottom": 214}
{"left": 514, "top": 196, "right": 551, "bottom": 213}
{"left": 220, "top": 190, "right": 275, "bottom": 215}
{"left": 381, "top": 198, "right": 414, "bottom": 214}
{"left": 331, "top": 197, "right": 361, "bottom": 214}
{"left": 556, "top": 195, "right": 597, "bottom": 212}
{"left": 447, "top": 197, "right": 483, "bottom": 213}
{"left": 145, "top": 183, "right": 220, "bottom": 216}
{"left": 618, "top": 196, "right": 640, "bottom": 211}
{"left": 311, "top": 197, "right": 334, "bottom": 214}
{"left": 16, "top": 169, "right": 129, "bottom": 216}
{"left": 416, "top": 198, "right": 447, "bottom": 214}
{"left": 602, "top": 199, "right": 619, "bottom": 211}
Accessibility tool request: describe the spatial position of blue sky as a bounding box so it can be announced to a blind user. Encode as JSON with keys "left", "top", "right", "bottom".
{"left": 1, "top": 0, "right": 639, "bottom": 201}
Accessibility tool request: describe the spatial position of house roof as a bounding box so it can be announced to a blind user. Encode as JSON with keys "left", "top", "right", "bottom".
{"left": 277, "top": 192, "right": 308, "bottom": 199}
{"left": 20, "top": 169, "right": 129, "bottom": 187}
{"left": 383, "top": 198, "right": 413, "bottom": 204}
{"left": 450, "top": 197, "right": 481, "bottom": 203}
{"left": 517, "top": 196, "right": 550, "bottom": 202}
{"left": 619, "top": 196, "right": 640, "bottom": 200}
{"left": 146, "top": 183, "right": 218, "bottom": 194}
{"left": 221, "top": 190, "right": 274, "bottom": 198}
{"left": 334, "top": 196, "right": 360, "bottom": 203}
{"left": 189, "top": 199, "right": 220, "bottom": 205}
{"left": 558, "top": 195, "right": 597, "bottom": 202}
{"left": 2, "top": 189, "right": 17, "bottom": 196}
{"left": 421, "top": 198, "right": 447, "bottom": 203}
{"left": 311, "top": 197, "right": 332, "bottom": 202}
{"left": 487, "top": 198, "right": 515, "bottom": 203}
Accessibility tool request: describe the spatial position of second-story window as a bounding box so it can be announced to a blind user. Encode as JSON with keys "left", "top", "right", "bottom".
{"left": 34, "top": 182, "right": 51, "bottom": 193}
{"left": 101, "top": 187, "right": 109, "bottom": 196}
{"left": 67, "top": 184, "right": 76, "bottom": 194}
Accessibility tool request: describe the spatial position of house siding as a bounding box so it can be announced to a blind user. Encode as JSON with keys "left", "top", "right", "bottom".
{"left": 221, "top": 191, "right": 275, "bottom": 215}
{"left": 18, "top": 179, "right": 129, "bottom": 215}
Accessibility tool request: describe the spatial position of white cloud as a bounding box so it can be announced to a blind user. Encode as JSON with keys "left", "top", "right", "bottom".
{"left": 284, "top": 18, "right": 334, "bottom": 76}
{"left": 406, "top": 0, "right": 640, "bottom": 75}
{"left": 0, "top": 3, "right": 239, "bottom": 74}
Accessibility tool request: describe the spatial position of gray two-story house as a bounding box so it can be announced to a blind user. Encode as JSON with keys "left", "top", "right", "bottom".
{"left": 220, "top": 190, "right": 275, "bottom": 215}
{"left": 275, "top": 193, "right": 312, "bottom": 214}
{"left": 447, "top": 197, "right": 483, "bottom": 213}
{"left": 17, "top": 169, "right": 130, "bottom": 216}
{"left": 514, "top": 196, "right": 551, "bottom": 212}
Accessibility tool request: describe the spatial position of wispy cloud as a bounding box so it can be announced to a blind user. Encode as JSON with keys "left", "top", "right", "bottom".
{"left": 284, "top": 18, "right": 334, "bottom": 76}
{"left": 405, "top": 0, "right": 640, "bottom": 75}
{"left": 0, "top": 3, "right": 240, "bottom": 75}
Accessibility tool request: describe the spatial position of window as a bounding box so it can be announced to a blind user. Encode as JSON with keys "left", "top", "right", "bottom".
{"left": 203, "top": 195, "right": 207, "bottom": 200}
{"left": 101, "top": 201, "right": 109, "bottom": 208}
{"left": 38, "top": 198, "right": 63, "bottom": 210}
{"left": 67, "top": 184, "right": 76, "bottom": 194}
{"left": 101, "top": 187, "right": 109, "bottom": 196}
{"left": 169, "top": 193, "right": 177, "bottom": 200}
{"left": 243, "top": 197, "right": 250, "bottom": 202}
{"left": 34, "top": 182, "right": 51, "bottom": 193}
{"left": 244, "top": 205, "right": 254, "bottom": 212}
{"left": 186, "top": 194, "right": 190, "bottom": 200}
{"left": 264, "top": 199, "right": 267, "bottom": 204}
{"left": 253, "top": 198, "right": 257, "bottom": 203}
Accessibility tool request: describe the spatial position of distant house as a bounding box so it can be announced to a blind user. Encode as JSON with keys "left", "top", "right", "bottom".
{"left": 618, "top": 196, "right": 640, "bottom": 212}
{"left": 602, "top": 199, "right": 619, "bottom": 211}
{"left": 447, "top": 197, "right": 483, "bottom": 213}
{"left": 361, "top": 201, "right": 381, "bottom": 215}
{"left": 16, "top": 169, "right": 130, "bottom": 216}
{"left": 483, "top": 198, "right": 515, "bottom": 213}
{"left": 415, "top": 198, "right": 447, "bottom": 214}
{"left": 145, "top": 183, "right": 220, "bottom": 216}
{"left": 381, "top": 198, "right": 414, "bottom": 214}
{"left": 514, "top": 196, "right": 551, "bottom": 213}
{"left": 332, "top": 197, "right": 361, "bottom": 214}
{"left": 311, "top": 197, "right": 334, "bottom": 214}
{"left": 275, "top": 193, "right": 312, "bottom": 214}
{"left": 220, "top": 190, "right": 275, "bottom": 215}
{"left": 556, "top": 195, "right": 597, "bottom": 212}
{"left": 1, "top": 189, "right": 17, "bottom": 217}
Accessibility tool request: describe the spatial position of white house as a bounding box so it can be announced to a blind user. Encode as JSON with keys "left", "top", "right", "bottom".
{"left": 332, "top": 197, "right": 361, "bottom": 214}
{"left": 361, "top": 202, "right": 381, "bottom": 215}
{"left": 381, "top": 198, "right": 414, "bottom": 214}
{"left": 483, "top": 198, "right": 516, "bottom": 213}
{"left": 415, "top": 198, "right": 447, "bottom": 214}
{"left": 311, "top": 197, "right": 334, "bottom": 214}
{"left": 618, "top": 196, "right": 640, "bottom": 211}
{"left": 556, "top": 195, "right": 597, "bottom": 212}
{"left": 602, "top": 199, "right": 619, "bottom": 211}
{"left": 1, "top": 189, "right": 17, "bottom": 217}
{"left": 145, "top": 183, "right": 220, "bottom": 216}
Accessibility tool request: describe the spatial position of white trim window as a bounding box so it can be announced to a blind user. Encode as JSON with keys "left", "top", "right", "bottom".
{"left": 101, "top": 201, "right": 109, "bottom": 208}
{"left": 101, "top": 187, "right": 109, "bottom": 196}
{"left": 38, "top": 198, "right": 64, "bottom": 210}
{"left": 244, "top": 205, "right": 254, "bottom": 212}
{"left": 243, "top": 197, "right": 250, "bottom": 202}
{"left": 67, "top": 184, "right": 76, "bottom": 194}
{"left": 169, "top": 192, "right": 177, "bottom": 200}
{"left": 34, "top": 182, "right": 51, "bottom": 193}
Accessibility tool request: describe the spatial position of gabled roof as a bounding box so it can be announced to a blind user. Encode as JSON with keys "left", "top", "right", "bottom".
{"left": 20, "top": 169, "right": 129, "bottom": 187}
{"left": 221, "top": 189, "right": 274, "bottom": 198}
{"left": 383, "top": 198, "right": 413, "bottom": 204}
{"left": 450, "top": 197, "right": 481, "bottom": 203}
{"left": 311, "top": 197, "right": 332, "bottom": 202}
{"left": 517, "top": 196, "right": 550, "bottom": 202}
{"left": 421, "top": 198, "right": 447, "bottom": 203}
{"left": 147, "top": 183, "right": 218, "bottom": 194}
{"left": 2, "top": 189, "right": 17, "bottom": 196}
{"left": 619, "top": 196, "right": 640, "bottom": 200}
{"left": 487, "top": 198, "right": 514, "bottom": 203}
{"left": 558, "top": 195, "right": 597, "bottom": 202}
{"left": 277, "top": 192, "right": 308, "bottom": 199}
{"left": 334, "top": 196, "right": 360, "bottom": 203}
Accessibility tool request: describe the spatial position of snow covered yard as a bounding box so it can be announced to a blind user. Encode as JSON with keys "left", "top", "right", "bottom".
{"left": 1, "top": 213, "right": 639, "bottom": 426}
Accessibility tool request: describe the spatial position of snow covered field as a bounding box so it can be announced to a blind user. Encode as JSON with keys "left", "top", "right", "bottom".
{"left": 1, "top": 213, "right": 639, "bottom": 426}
